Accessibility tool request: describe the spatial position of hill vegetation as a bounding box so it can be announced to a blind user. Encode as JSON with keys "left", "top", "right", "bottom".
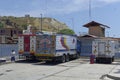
{"left": 0, "top": 16, "right": 69, "bottom": 32}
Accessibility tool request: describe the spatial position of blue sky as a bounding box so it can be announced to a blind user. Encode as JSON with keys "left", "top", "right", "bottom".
{"left": 0, "top": 0, "right": 120, "bottom": 37}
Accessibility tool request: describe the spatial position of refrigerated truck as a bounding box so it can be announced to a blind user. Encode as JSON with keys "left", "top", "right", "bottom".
{"left": 18, "top": 34, "right": 36, "bottom": 59}
{"left": 92, "top": 38, "right": 119, "bottom": 63}
{"left": 35, "top": 34, "right": 80, "bottom": 63}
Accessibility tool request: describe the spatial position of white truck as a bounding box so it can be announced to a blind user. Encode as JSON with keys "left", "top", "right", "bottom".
{"left": 18, "top": 34, "right": 80, "bottom": 62}
{"left": 35, "top": 34, "right": 80, "bottom": 63}
{"left": 92, "top": 38, "right": 119, "bottom": 63}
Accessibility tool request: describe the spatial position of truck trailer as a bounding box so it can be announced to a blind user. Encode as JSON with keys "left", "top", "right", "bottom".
{"left": 35, "top": 34, "right": 80, "bottom": 63}
{"left": 18, "top": 34, "right": 81, "bottom": 62}
{"left": 92, "top": 38, "right": 119, "bottom": 63}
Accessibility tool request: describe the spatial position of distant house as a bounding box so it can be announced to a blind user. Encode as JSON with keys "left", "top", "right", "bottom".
{"left": 0, "top": 27, "right": 22, "bottom": 43}
{"left": 78, "top": 21, "right": 110, "bottom": 56}
{"left": 83, "top": 21, "right": 110, "bottom": 37}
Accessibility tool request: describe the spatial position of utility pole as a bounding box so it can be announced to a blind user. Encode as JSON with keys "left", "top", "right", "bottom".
{"left": 40, "top": 14, "right": 42, "bottom": 32}
{"left": 71, "top": 18, "right": 74, "bottom": 31}
{"left": 89, "top": 0, "right": 92, "bottom": 21}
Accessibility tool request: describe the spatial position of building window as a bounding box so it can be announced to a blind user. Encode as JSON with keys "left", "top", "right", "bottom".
{"left": 18, "top": 31, "right": 22, "bottom": 34}
{"left": 0, "top": 30, "right": 5, "bottom": 34}
{"left": 14, "top": 30, "right": 16, "bottom": 34}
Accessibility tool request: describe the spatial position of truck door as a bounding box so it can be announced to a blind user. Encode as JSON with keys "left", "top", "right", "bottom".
{"left": 77, "top": 40, "right": 81, "bottom": 54}
{"left": 18, "top": 36, "right": 24, "bottom": 54}
{"left": 98, "top": 42, "right": 106, "bottom": 54}
{"left": 36, "top": 35, "right": 55, "bottom": 54}
{"left": 24, "top": 36, "right": 30, "bottom": 52}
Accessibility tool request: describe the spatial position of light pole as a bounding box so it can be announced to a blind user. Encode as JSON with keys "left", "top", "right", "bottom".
{"left": 40, "top": 14, "right": 42, "bottom": 32}
{"left": 71, "top": 18, "right": 74, "bottom": 31}
{"left": 89, "top": 0, "right": 92, "bottom": 21}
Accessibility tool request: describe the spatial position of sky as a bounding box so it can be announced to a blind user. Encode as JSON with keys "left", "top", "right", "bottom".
{"left": 0, "top": 0, "right": 120, "bottom": 37}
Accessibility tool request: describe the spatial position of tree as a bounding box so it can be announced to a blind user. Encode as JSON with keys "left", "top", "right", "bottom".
{"left": 57, "top": 29, "right": 75, "bottom": 35}
{"left": 22, "top": 24, "right": 28, "bottom": 29}
{"left": 0, "top": 22, "right": 4, "bottom": 28}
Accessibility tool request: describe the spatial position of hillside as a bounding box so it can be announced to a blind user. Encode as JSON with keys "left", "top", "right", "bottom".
{"left": 0, "top": 16, "right": 69, "bottom": 32}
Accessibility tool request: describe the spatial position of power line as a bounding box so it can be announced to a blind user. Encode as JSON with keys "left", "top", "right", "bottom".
{"left": 45, "top": 0, "right": 48, "bottom": 17}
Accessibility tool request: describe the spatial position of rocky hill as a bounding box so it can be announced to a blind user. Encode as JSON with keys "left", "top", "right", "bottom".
{"left": 0, "top": 16, "right": 69, "bottom": 32}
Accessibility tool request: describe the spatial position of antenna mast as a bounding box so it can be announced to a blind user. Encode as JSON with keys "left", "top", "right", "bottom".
{"left": 89, "top": 0, "right": 92, "bottom": 21}
{"left": 40, "top": 14, "right": 42, "bottom": 32}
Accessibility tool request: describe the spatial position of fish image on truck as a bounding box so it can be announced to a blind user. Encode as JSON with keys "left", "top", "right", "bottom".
{"left": 60, "top": 37, "right": 70, "bottom": 51}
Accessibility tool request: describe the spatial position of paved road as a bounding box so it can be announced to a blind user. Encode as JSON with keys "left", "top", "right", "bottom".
{"left": 0, "top": 58, "right": 119, "bottom": 80}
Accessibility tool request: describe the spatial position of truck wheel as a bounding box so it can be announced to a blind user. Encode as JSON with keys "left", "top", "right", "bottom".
{"left": 76, "top": 53, "right": 80, "bottom": 59}
{"left": 108, "top": 58, "right": 112, "bottom": 64}
{"left": 112, "top": 57, "right": 114, "bottom": 62}
{"left": 61, "top": 55, "right": 66, "bottom": 63}
{"left": 31, "top": 56, "right": 36, "bottom": 61}
{"left": 46, "top": 61, "right": 52, "bottom": 63}
{"left": 96, "top": 58, "right": 99, "bottom": 63}
{"left": 66, "top": 54, "right": 69, "bottom": 62}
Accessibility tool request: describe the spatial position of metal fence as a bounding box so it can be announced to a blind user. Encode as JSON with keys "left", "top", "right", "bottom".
{"left": 0, "top": 44, "right": 18, "bottom": 58}
{"left": 80, "top": 41, "right": 92, "bottom": 56}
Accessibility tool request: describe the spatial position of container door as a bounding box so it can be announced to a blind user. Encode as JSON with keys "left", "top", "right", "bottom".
{"left": 18, "top": 36, "right": 24, "bottom": 54}
{"left": 98, "top": 42, "right": 105, "bottom": 54}
{"left": 77, "top": 40, "right": 81, "bottom": 53}
{"left": 36, "top": 35, "right": 55, "bottom": 54}
{"left": 24, "top": 36, "right": 30, "bottom": 52}
{"left": 30, "top": 36, "right": 36, "bottom": 53}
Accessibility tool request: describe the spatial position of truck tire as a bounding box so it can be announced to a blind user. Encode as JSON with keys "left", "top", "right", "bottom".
{"left": 76, "top": 53, "right": 80, "bottom": 59}
{"left": 112, "top": 57, "right": 114, "bottom": 62}
{"left": 46, "top": 60, "right": 52, "bottom": 63}
{"left": 60, "top": 55, "right": 66, "bottom": 63}
{"left": 108, "top": 58, "right": 112, "bottom": 64}
{"left": 66, "top": 54, "right": 69, "bottom": 62}
{"left": 96, "top": 58, "right": 99, "bottom": 63}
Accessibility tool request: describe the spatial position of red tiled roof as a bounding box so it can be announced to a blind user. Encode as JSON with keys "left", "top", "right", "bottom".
{"left": 83, "top": 21, "right": 110, "bottom": 28}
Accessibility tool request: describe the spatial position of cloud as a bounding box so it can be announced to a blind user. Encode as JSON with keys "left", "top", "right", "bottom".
{"left": 0, "top": 0, "right": 120, "bottom": 17}
{"left": 30, "top": 0, "right": 89, "bottom": 16}
{"left": 98, "top": 0, "right": 120, "bottom": 3}
{"left": 30, "top": 0, "right": 120, "bottom": 16}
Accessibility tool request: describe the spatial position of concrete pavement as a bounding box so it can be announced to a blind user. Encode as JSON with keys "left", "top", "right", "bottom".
{"left": 1, "top": 57, "right": 120, "bottom": 80}
{"left": 106, "top": 63, "right": 120, "bottom": 80}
